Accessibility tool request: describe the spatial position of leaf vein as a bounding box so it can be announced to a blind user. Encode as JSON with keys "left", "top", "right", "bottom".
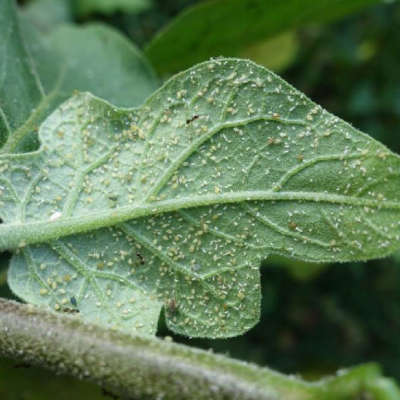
{"left": 242, "top": 203, "right": 331, "bottom": 248}
{"left": 144, "top": 116, "right": 310, "bottom": 200}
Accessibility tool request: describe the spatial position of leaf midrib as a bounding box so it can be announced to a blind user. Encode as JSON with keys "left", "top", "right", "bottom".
{"left": 1, "top": 189, "right": 398, "bottom": 252}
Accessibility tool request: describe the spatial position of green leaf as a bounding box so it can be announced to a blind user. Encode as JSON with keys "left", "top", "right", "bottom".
{"left": 145, "top": 0, "right": 381, "bottom": 76}
{"left": 2, "top": 58, "right": 400, "bottom": 338}
{"left": 72, "top": 0, "right": 153, "bottom": 16}
{"left": 0, "top": 0, "right": 44, "bottom": 148}
{"left": 365, "top": 377, "right": 400, "bottom": 400}
{"left": 48, "top": 24, "right": 158, "bottom": 109}
{"left": 240, "top": 32, "right": 299, "bottom": 73}
{"left": 0, "top": 0, "right": 158, "bottom": 153}
{"left": 22, "top": 0, "right": 73, "bottom": 33}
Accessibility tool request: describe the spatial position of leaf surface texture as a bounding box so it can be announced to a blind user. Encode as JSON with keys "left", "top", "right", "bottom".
{"left": 2, "top": 59, "right": 400, "bottom": 337}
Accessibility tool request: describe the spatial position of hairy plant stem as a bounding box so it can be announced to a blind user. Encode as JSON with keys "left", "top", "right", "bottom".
{"left": 0, "top": 298, "right": 398, "bottom": 400}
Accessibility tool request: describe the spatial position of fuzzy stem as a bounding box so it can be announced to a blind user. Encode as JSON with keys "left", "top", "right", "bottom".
{"left": 0, "top": 298, "right": 397, "bottom": 400}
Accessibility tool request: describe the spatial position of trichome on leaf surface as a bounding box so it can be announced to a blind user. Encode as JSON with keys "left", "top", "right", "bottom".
{"left": 1, "top": 56, "right": 400, "bottom": 338}
{"left": 2, "top": 0, "right": 400, "bottom": 398}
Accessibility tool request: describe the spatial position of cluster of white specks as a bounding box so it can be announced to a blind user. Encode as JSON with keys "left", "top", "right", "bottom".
{"left": 3, "top": 59, "right": 400, "bottom": 338}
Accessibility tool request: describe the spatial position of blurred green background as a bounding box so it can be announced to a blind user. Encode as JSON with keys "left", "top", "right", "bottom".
{"left": 1, "top": 0, "right": 400, "bottom": 397}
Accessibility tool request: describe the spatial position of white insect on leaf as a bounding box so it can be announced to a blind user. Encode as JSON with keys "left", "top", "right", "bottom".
{"left": 1, "top": 59, "right": 400, "bottom": 338}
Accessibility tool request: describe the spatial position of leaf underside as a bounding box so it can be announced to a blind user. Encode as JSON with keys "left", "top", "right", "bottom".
{"left": 2, "top": 59, "right": 400, "bottom": 338}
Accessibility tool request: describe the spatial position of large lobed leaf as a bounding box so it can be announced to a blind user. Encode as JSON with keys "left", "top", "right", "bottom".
{"left": 146, "top": 0, "right": 381, "bottom": 76}
{"left": 1, "top": 58, "right": 400, "bottom": 338}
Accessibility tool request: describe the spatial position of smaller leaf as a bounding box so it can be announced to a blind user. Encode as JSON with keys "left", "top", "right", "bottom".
{"left": 1, "top": 0, "right": 158, "bottom": 153}
{"left": 22, "top": 0, "right": 73, "bottom": 33}
{"left": 48, "top": 24, "right": 159, "bottom": 108}
{"left": 240, "top": 32, "right": 299, "bottom": 73}
{"left": 146, "top": 0, "right": 381, "bottom": 76}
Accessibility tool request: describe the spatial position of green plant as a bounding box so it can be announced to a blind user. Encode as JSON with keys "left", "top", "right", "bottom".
{"left": 1, "top": 0, "right": 400, "bottom": 398}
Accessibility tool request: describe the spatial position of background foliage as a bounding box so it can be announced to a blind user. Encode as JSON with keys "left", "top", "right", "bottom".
{"left": 1, "top": 0, "right": 400, "bottom": 398}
